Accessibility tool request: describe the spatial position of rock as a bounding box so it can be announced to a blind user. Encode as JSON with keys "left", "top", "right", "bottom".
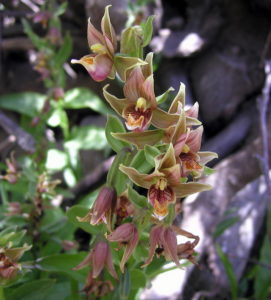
{"left": 190, "top": 48, "right": 264, "bottom": 126}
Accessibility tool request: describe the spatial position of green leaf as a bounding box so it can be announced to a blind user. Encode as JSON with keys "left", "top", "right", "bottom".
{"left": 213, "top": 217, "right": 239, "bottom": 239}
{"left": 63, "top": 88, "right": 111, "bottom": 114}
{"left": 37, "top": 253, "right": 87, "bottom": 282}
{"left": 130, "top": 270, "right": 147, "bottom": 290}
{"left": 7, "top": 279, "right": 55, "bottom": 300}
{"left": 66, "top": 205, "right": 102, "bottom": 235}
{"left": 45, "top": 149, "right": 68, "bottom": 171}
{"left": 130, "top": 150, "right": 153, "bottom": 174}
{"left": 254, "top": 206, "right": 271, "bottom": 300}
{"left": 144, "top": 145, "right": 160, "bottom": 166}
{"left": 0, "top": 228, "right": 26, "bottom": 247}
{"left": 0, "top": 92, "right": 45, "bottom": 117}
{"left": 105, "top": 115, "right": 130, "bottom": 153}
{"left": 22, "top": 19, "right": 48, "bottom": 50}
{"left": 216, "top": 244, "right": 238, "bottom": 300}
{"left": 107, "top": 150, "right": 132, "bottom": 195}
{"left": 65, "top": 125, "right": 107, "bottom": 151}
{"left": 54, "top": 2, "right": 68, "bottom": 17}
{"left": 141, "top": 15, "right": 155, "bottom": 47}
{"left": 127, "top": 185, "right": 147, "bottom": 208}
{"left": 54, "top": 33, "right": 72, "bottom": 68}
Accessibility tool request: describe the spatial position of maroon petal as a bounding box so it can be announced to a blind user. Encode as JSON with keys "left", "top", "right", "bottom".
{"left": 162, "top": 227, "right": 181, "bottom": 267}
{"left": 92, "top": 242, "right": 108, "bottom": 278}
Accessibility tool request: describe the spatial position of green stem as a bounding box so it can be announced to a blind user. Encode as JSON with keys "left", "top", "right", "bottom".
{"left": 0, "top": 287, "right": 5, "bottom": 300}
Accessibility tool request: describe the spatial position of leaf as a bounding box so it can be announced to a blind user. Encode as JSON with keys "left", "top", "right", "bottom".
{"left": 66, "top": 205, "right": 102, "bottom": 235}
{"left": 45, "top": 149, "right": 68, "bottom": 171}
{"left": 254, "top": 206, "right": 271, "bottom": 300}
{"left": 213, "top": 217, "right": 240, "bottom": 239}
{"left": 107, "top": 150, "right": 132, "bottom": 195}
{"left": 127, "top": 185, "right": 147, "bottom": 208}
{"left": 216, "top": 244, "right": 238, "bottom": 300}
{"left": 37, "top": 253, "right": 87, "bottom": 282}
{"left": 0, "top": 92, "right": 46, "bottom": 117}
{"left": 54, "top": 33, "right": 72, "bottom": 68}
{"left": 63, "top": 88, "right": 111, "bottom": 114}
{"left": 22, "top": 19, "right": 48, "bottom": 50}
{"left": 65, "top": 125, "right": 108, "bottom": 151}
{"left": 130, "top": 270, "right": 147, "bottom": 290}
{"left": 130, "top": 150, "right": 153, "bottom": 174}
{"left": 144, "top": 145, "right": 161, "bottom": 167}
{"left": 105, "top": 115, "right": 130, "bottom": 153}
{"left": 7, "top": 279, "right": 55, "bottom": 300}
{"left": 141, "top": 15, "right": 155, "bottom": 47}
{"left": 0, "top": 228, "right": 26, "bottom": 247}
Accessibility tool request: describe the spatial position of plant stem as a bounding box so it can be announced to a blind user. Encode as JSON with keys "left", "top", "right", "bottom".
{"left": 0, "top": 287, "right": 5, "bottom": 300}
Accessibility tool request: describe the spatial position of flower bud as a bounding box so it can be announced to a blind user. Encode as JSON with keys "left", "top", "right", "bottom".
{"left": 107, "top": 223, "right": 138, "bottom": 272}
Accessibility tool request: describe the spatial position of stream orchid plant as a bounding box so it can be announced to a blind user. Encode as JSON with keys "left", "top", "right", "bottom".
{"left": 70, "top": 5, "right": 218, "bottom": 298}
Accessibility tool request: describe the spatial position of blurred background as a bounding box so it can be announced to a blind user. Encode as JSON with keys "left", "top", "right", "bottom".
{"left": 0, "top": 0, "right": 271, "bottom": 299}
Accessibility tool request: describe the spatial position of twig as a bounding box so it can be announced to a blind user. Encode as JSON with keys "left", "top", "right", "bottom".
{"left": 257, "top": 60, "right": 271, "bottom": 194}
{"left": 0, "top": 110, "right": 36, "bottom": 153}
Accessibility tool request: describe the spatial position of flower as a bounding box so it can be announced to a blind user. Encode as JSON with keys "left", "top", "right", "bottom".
{"left": 142, "top": 225, "right": 199, "bottom": 267}
{"left": 167, "top": 111, "right": 218, "bottom": 178}
{"left": 0, "top": 244, "right": 31, "bottom": 284}
{"left": 107, "top": 223, "right": 139, "bottom": 272}
{"left": 71, "top": 5, "right": 117, "bottom": 82}
{"left": 115, "top": 190, "right": 135, "bottom": 225}
{"left": 104, "top": 58, "right": 180, "bottom": 132}
{"left": 83, "top": 271, "right": 114, "bottom": 297}
{"left": 77, "top": 186, "right": 117, "bottom": 231}
{"left": 120, "top": 144, "right": 212, "bottom": 218}
{"left": 73, "top": 241, "right": 118, "bottom": 280}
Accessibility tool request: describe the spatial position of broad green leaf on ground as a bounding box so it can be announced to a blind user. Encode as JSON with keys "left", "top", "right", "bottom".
{"left": 0, "top": 92, "right": 46, "bottom": 117}
{"left": 63, "top": 88, "right": 111, "bottom": 114}
{"left": 6, "top": 279, "right": 55, "bottom": 300}
{"left": 105, "top": 115, "right": 130, "bottom": 153}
